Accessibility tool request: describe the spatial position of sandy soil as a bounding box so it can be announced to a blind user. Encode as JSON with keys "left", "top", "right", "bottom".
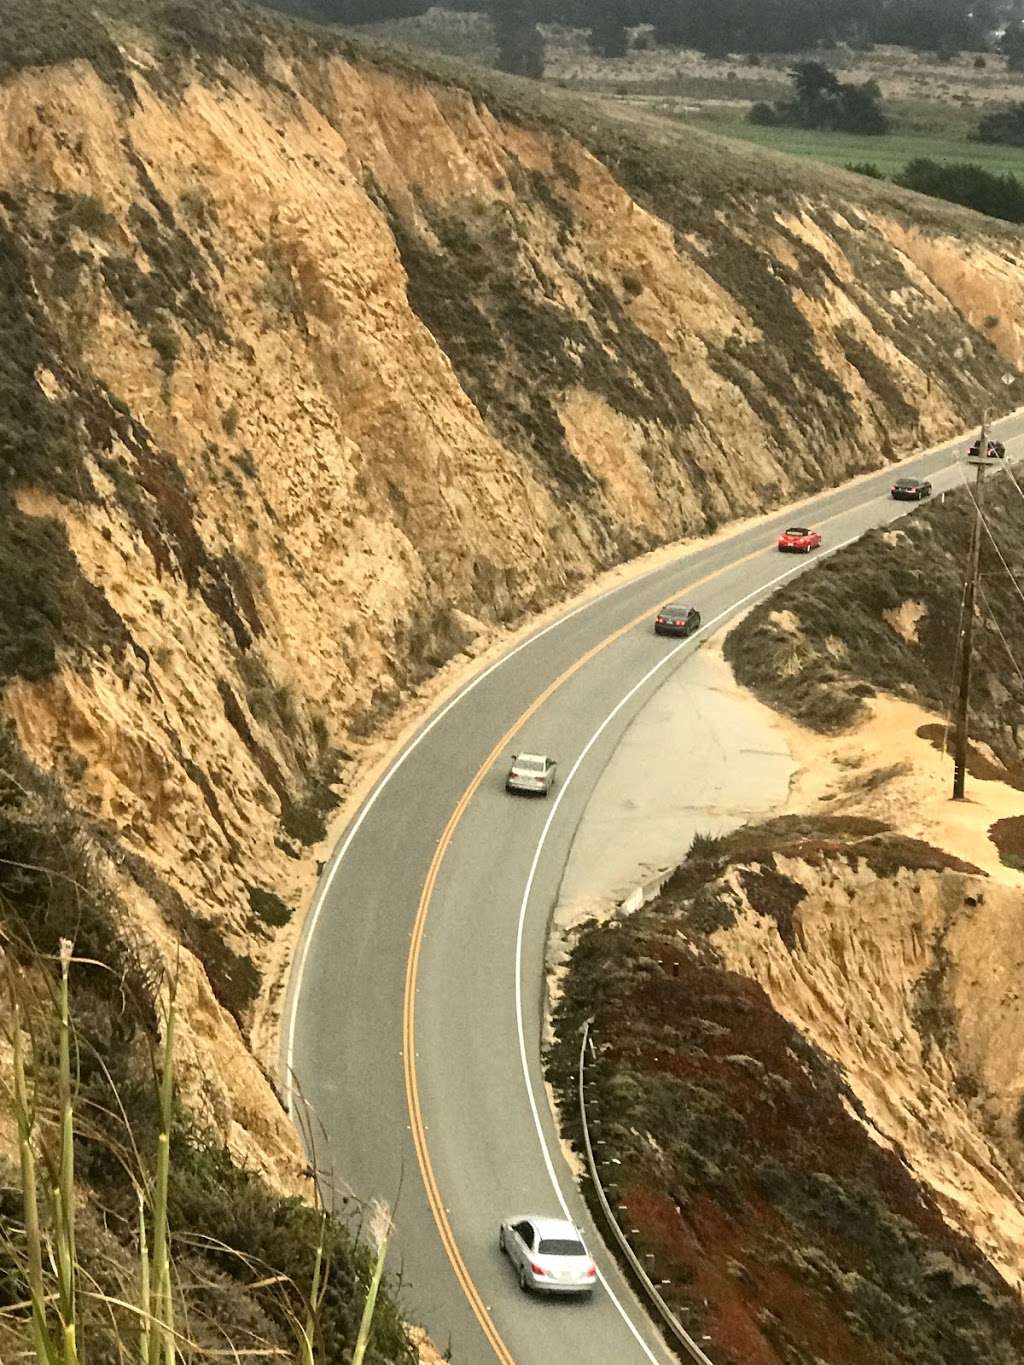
{"left": 776, "top": 692, "right": 1024, "bottom": 885}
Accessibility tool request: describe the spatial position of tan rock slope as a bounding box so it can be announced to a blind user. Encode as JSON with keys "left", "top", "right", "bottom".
{"left": 714, "top": 850, "right": 1024, "bottom": 1288}
{"left": 548, "top": 817, "right": 1024, "bottom": 1362}
{"left": 2, "top": 0, "right": 1023, "bottom": 1188}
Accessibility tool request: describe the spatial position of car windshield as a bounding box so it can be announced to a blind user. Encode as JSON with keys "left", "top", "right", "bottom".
{"left": 516, "top": 756, "right": 546, "bottom": 773}
{"left": 784, "top": 528, "right": 808, "bottom": 535}
{"left": 538, "top": 1238, "right": 587, "bottom": 1257}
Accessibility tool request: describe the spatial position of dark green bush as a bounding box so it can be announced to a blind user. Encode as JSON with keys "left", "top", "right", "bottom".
{"left": 975, "top": 103, "right": 1024, "bottom": 148}
{"left": 896, "top": 158, "right": 1024, "bottom": 224}
{"left": 846, "top": 161, "right": 885, "bottom": 179}
{"left": 248, "top": 884, "right": 294, "bottom": 928}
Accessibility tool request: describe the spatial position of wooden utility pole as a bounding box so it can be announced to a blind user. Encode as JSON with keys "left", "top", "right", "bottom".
{"left": 952, "top": 438, "right": 989, "bottom": 800}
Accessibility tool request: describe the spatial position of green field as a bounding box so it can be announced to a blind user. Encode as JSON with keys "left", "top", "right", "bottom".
{"left": 681, "top": 111, "right": 1024, "bottom": 178}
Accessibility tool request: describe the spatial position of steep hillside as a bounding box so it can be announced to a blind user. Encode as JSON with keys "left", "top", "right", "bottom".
{"left": 3, "top": 0, "right": 1024, "bottom": 1279}
{"left": 548, "top": 818, "right": 1024, "bottom": 1365}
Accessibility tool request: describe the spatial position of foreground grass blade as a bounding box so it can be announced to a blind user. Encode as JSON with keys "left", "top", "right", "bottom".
{"left": 55, "top": 941, "right": 79, "bottom": 1365}
{"left": 147, "top": 998, "right": 177, "bottom": 1365}
{"left": 296, "top": 1207, "right": 326, "bottom": 1365}
{"left": 352, "top": 1202, "right": 392, "bottom": 1365}
{"left": 139, "top": 1188, "right": 151, "bottom": 1364}
{"left": 7, "top": 962, "right": 57, "bottom": 1365}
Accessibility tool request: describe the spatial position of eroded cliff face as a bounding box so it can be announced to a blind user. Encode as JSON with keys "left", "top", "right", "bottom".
{"left": 2, "top": 3, "right": 1024, "bottom": 1185}
{"left": 547, "top": 820, "right": 1024, "bottom": 1364}
{"left": 713, "top": 854, "right": 1024, "bottom": 1290}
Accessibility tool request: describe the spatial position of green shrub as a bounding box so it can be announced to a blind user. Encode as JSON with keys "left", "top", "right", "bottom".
{"left": 0, "top": 0, "right": 134, "bottom": 97}
{"left": 248, "top": 884, "right": 294, "bottom": 928}
{"left": 748, "top": 100, "right": 777, "bottom": 126}
{"left": 975, "top": 103, "right": 1024, "bottom": 148}
{"left": 896, "top": 158, "right": 1024, "bottom": 224}
{"left": 59, "top": 193, "right": 112, "bottom": 235}
{"left": 148, "top": 317, "right": 181, "bottom": 371}
{"left": 845, "top": 161, "right": 885, "bottom": 179}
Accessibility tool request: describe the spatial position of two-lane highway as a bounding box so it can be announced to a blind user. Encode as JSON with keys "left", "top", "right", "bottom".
{"left": 283, "top": 413, "right": 1024, "bottom": 1364}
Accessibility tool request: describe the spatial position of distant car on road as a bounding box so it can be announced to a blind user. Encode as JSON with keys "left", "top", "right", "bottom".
{"left": 506, "top": 752, "right": 557, "bottom": 796}
{"left": 891, "top": 477, "right": 932, "bottom": 501}
{"left": 499, "top": 1216, "right": 597, "bottom": 1295}
{"left": 968, "top": 438, "right": 1005, "bottom": 460}
{"left": 653, "top": 604, "right": 701, "bottom": 637}
{"left": 777, "top": 526, "right": 822, "bottom": 554}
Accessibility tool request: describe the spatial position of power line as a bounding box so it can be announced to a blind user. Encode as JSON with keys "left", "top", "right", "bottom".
{"left": 1000, "top": 455, "right": 1024, "bottom": 510}
{"left": 940, "top": 576, "right": 969, "bottom": 759}
{"left": 977, "top": 579, "right": 1024, "bottom": 690}
{"left": 948, "top": 452, "right": 1024, "bottom": 797}
{"left": 955, "top": 464, "right": 1024, "bottom": 614}
{"left": 951, "top": 455, "right": 987, "bottom": 800}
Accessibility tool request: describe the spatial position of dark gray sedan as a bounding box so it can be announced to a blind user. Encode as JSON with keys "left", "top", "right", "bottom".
{"left": 653, "top": 603, "right": 701, "bottom": 637}
{"left": 891, "top": 477, "right": 932, "bottom": 501}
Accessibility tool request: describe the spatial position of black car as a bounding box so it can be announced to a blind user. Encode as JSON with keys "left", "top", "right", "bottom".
{"left": 968, "top": 439, "right": 1005, "bottom": 460}
{"left": 654, "top": 604, "right": 701, "bottom": 637}
{"left": 891, "top": 477, "right": 932, "bottom": 501}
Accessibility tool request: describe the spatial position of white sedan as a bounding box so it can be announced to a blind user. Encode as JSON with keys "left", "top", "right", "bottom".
{"left": 505, "top": 752, "right": 557, "bottom": 796}
{"left": 498, "top": 1215, "right": 598, "bottom": 1295}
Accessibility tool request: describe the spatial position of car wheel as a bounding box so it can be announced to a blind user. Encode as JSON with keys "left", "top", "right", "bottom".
{"left": 518, "top": 1265, "right": 530, "bottom": 1294}
{"left": 804, "top": 543, "right": 811, "bottom": 553}
{"left": 499, "top": 1228, "right": 506, "bottom": 1254}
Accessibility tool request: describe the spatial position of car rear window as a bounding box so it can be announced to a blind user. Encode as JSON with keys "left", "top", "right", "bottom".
{"left": 784, "top": 528, "right": 808, "bottom": 535}
{"left": 538, "top": 1239, "right": 587, "bottom": 1257}
{"left": 517, "top": 756, "right": 546, "bottom": 773}
{"left": 663, "top": 605, "right": 689, "bottom": 616}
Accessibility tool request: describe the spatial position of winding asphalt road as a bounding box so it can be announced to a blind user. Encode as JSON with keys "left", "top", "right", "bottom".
{"left": 282, "top": 413, "right": 1024, "bottom": 1365}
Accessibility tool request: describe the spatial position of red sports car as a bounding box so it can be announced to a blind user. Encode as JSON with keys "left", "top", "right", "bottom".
{"left": 777, "top": 526, "right": 822, "bottom": 554}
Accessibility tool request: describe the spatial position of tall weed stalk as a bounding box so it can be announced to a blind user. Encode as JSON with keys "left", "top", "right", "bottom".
{"left": 3, "top": 946, "right": 399, "bottom": 1363}
{"left": 352, "top": 1201, "right": 393, "bottom": 1365}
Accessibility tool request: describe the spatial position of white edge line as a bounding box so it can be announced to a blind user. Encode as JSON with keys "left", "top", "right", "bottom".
{"left": 511, "top": 531, "right": 862, "bottom": 1363}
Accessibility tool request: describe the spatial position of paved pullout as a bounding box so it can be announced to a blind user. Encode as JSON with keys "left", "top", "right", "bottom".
{"left": 554, "top": 645, "right": 795, "bottom": 920}
{"left": 285, "top": 415, "right": 1024, "bottom": 1365}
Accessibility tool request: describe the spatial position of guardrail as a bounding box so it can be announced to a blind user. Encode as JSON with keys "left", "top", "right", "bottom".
{"left": 577, "top": 1019, "right": 716, "bottom": 1365}
{"left": 617, "top": 868, "right": 672, "bottom": 916}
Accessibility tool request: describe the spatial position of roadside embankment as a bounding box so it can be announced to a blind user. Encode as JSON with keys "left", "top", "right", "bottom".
{"left": 548, "top": 818, "right": 1024, "bottom": 1365}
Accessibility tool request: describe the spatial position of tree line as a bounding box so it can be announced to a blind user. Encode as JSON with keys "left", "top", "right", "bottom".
{"left": 293, "top": 1, "right": 1024, "bottom": 66}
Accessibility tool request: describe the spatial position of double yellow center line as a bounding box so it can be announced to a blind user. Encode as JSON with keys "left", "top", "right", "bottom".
{"left": 400, "top": 531, "right": 790, "bottom": 1360}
